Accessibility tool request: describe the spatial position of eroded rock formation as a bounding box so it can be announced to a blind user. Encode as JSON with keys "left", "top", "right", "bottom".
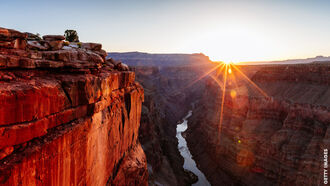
{"left": 0, "top": 27, "right": 147, "bottom": 185}
{"left": 186, "top": 63, "right": 330, "bottom": 185}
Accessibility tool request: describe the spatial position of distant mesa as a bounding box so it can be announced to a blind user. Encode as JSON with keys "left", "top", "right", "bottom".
{"left": 108, "top": 52, "right": 212, "bottom": 67}
{"left": 239, "top": 55, "right": 330, "bottom": 65}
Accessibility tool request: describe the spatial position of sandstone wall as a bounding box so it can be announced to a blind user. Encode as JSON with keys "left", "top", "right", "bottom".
{"left": 0, "top": 27, "right": 147, "bottom": 186}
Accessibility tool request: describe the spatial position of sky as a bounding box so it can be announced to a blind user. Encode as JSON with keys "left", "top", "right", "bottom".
{"left": 1, "top": 0, "right": 330, "bottom": 62}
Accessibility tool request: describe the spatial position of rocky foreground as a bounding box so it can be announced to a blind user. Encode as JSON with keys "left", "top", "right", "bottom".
{"left": 0, "top": 27, "right": 147, "bottom": 185}
{"left": 187, "top": 63, "right": 330, "bottom": 185}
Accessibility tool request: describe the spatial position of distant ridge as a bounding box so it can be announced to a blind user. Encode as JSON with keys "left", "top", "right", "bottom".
{"left": 239, "top": 55, "right": 330, "bottom": 65}
{"left": 107, "top": 52, "right": 211, "bottom": 67}
{"left": 108, "top": 52, "right": 330, "bottom": 66}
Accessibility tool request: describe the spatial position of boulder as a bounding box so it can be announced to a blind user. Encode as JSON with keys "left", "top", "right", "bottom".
{"left": 13, "top": 38, "right": 27, "bottom": 50}
{"left": 86, "top": 50, "right": 104, "bottom": 63}
{"left": 28, "top": 51, "right": 43, "bottom": 59}
{"left": 0, "top": 27, "right": 27, "bottom": 41}
{"left": 42, "top": 35, "right": 65, "bottom": 41}
{"left": 25, "top": 32, "right": 41, "bottom": 41}
{"left": 27, "top": 41, "right": 49, "bottom": 50}
{"left": 82, "top": 42, "right": 102, "bottom": 51}
{"left": 105, "top": 58, "right": 129, "bottom": 71}
{"left": 46, "top": 40, "right": 64, "bottom": 50}
{"left": 118, "top": 63, "right": 129, "bottom": 71}
{"left": 106, "top": 58, "right": 121, "bottom": 66}
{"left": 105, "top": 61, "right": 115, "bottom": 68}
{"left": 94, "top": 49, "right": 107, "bottom": 59}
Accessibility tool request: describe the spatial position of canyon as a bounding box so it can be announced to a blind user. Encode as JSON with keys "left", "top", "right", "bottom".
{"left": 0, "top": 27, "right": 147, "bottom": 185}
{"left": 1, "top": 26, "right": 329, "bottom": 186}
{"left": 110, "top": 50, "right": 329, "bottom": 186}
{"left": 108, "top": 52, "right": 215, "bottom": 185}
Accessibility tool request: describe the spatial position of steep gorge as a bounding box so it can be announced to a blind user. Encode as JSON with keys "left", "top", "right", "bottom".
{"left": 136, "top": 66, "right": 207, "bottom": 185}
{"left": 106, "top": 51, "right": 330, "bottom": 186}
{"left": 108, "top": 52, "right": 214, "bottom": 185}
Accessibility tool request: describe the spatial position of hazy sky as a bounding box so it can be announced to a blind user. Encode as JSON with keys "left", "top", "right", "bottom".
{"left": 1, "top": 0, "right": 330, "bottom": 62}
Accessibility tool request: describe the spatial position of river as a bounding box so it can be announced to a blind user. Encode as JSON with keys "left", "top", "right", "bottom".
{"left": 176, "top": 110, "right": 211, "bottom": 186}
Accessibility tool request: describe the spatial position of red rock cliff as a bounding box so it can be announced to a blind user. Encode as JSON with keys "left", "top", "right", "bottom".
{"left": 0, "top": 27, "right": 148, "bottom": 185}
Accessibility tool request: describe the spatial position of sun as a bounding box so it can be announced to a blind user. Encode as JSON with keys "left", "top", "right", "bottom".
{"left": 213, "top": 61, "right": 233, "bottom": 65}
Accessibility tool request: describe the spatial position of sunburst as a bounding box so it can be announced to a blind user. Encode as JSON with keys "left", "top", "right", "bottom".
{"left": 215, "top": 62, "right": 269, "bottom": 144}
{"left": 170, "top": 61, "right": 269, "bottom": 145}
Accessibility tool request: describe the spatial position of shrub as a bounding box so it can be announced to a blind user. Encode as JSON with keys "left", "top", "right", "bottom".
{"left": 64, "top": 30, "right": 79, "bottom": 42}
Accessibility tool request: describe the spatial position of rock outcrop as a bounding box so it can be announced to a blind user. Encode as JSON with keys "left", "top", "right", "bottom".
{"left": 186, "top": 63, "right": 330, "bottom": 185}
{"left": 0, "top": 27, "right": 147, "bottom": 185}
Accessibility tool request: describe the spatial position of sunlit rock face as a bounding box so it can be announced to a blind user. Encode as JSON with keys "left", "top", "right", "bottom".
{"left": 0, "top": 27, "right": 147, "bottom": 185}
{"left": 186, "top": 63, "right": 330, "bottom": 186}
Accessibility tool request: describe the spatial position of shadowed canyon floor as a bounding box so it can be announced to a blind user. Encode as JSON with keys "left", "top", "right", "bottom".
{"left": 176, "top": 110, "right": 210, "bottom": 186}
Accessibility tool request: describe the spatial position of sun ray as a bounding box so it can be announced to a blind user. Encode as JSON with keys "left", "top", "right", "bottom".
{"left": 172, "top": 62, "right": 269, "bottom": 146}
{"left": 216, "top": 63, "right": 226, "bottom": 77}
{"left": 171, "top": 63, "right": 224, "bottom": 96}
{"left": 218, "top": 64, "right": 228, "bottom": 144}
{"left": 210, "top": 74, "right": 224, "bottom": 90}
{"left": 229, "top": 66, "right": 239, "bottom": 90}
{"left": 232, "top": 65, "right": 269, "bottom": 98}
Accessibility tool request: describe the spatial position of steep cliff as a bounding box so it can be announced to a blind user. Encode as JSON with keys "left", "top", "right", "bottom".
{"left": 186, "top": 63, "right": 330, "bottom": 185}
{"left": 0, "top": 27, "right": 147, "bottom": 185}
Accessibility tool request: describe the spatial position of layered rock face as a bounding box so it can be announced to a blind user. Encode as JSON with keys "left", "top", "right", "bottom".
{"left": 0, "top": 27, "right": 147, "bottom": 185}
{"left": 186, "top": 63, "right": 330, "bottom": 186}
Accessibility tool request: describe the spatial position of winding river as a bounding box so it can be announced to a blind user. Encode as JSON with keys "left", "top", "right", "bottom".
{"left": 176, "top": 110, "right": 211, "bottom": 186}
